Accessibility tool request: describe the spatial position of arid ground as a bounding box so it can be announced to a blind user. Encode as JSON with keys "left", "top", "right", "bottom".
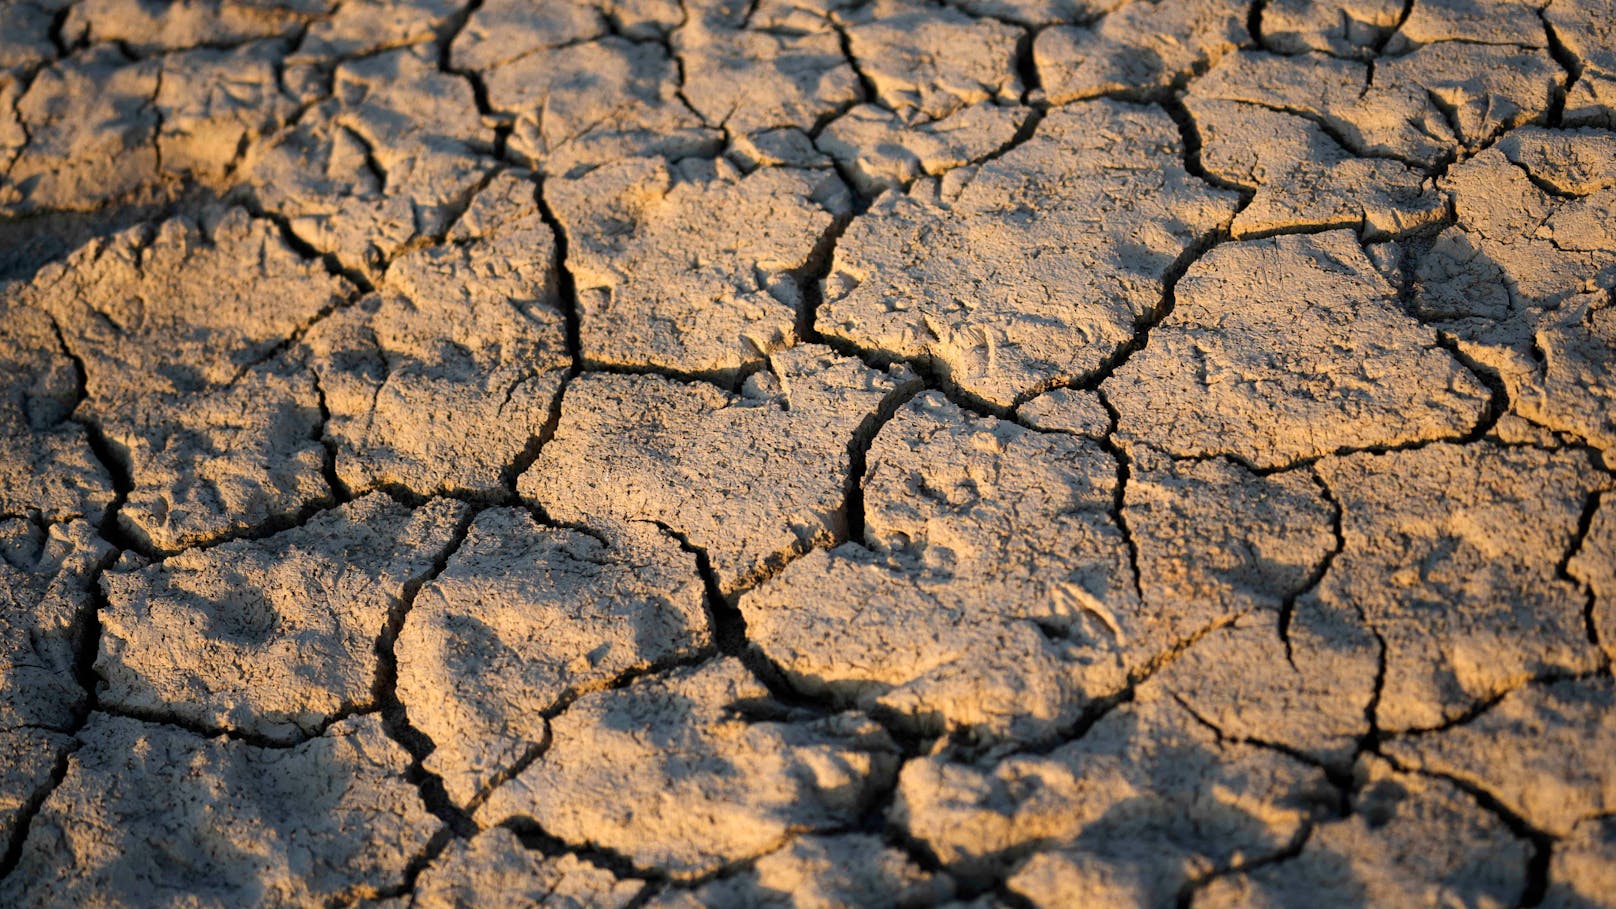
{"left": 1, "top": 0, "right": 1614, "bottom": 905}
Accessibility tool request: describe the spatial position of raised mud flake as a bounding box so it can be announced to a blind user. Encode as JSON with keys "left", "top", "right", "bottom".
{"left": 1034, "top": 0, "right": 1247, "bottom": 103}
{"left": 1547, "top": 0, "right": 1616, "bottom": 128}
{"left": 1313, "top": 443, "right": 1608, "bottom": 732}
{"left": 894, "top": 679, "right": 1327, "bottom": 891}
{"left": 0, "top": 305, "right": 115, "bottom": 524}
{"left": 246, "top": 45, "right": 493, "bottom": 276}
{"left": 307, "top": 173, "right": 570, "bottom": 497}
{"left": 744, "top": 392, "right": 1135, "bottom": 743}
{"left": 1542, "top": 817, "right": 1616, "bottom": 909}
{"left": 1257, "top": 0, "right": 1404, "bottom": 56}
{"left": 820, "top": 100, "right": 1241, "bottom": 409}
{"left": 549, "top": 157, "right": 849, "bottom": 378}
{"left": 0, "top": 713, "right": 438, "bottom": 907}
{"left": 0, "top": 46, "right": 159, "bottom": 216}
{"left": 1384, "top": 676, "right": 1616, "bottom": 837}
{"left": 97, "top": 494, "right": 468, "bottom": 743}
{"left": 675, "top": 2, "right": 859, "bottom": 139}
{"left": 1187, "top": 97, "right": 1445, "bottom": 239}
{"left": 839, "top": 0, "right": 1023, "bottom": 122}
{"left": 1191, "top": 45, "right": 1559, "bottom": 168}
{"left": 387, "top": 827, "right": 644, "bottom": 909}
{"left": 59, "top": 0, "right": 324, "bottom": 54}
{"left": 1194, "top": 756, "right": 1531, "bottom": 909}
{"left": 476, "top": 657, "right": 901, "bottom": 880}
{"left": 650, "top": 833, "right": 955, "bottom": 908}
{"left": 519, "top": 345, "right": 920, "bottom": 597}
{"left": 1107, "top": 231, "right": 1489, "bottom": 469}
{"left": 1413, "top": 138, "right": 1616, "bottom": 458}
{"left": 477, "top": 37, "right": 719, "bottom": 176}
{"left": 155, "top": 41, "right": 298, "bottom": 185}
{"left": 816, "top": 102, "right": 1026, "bottom": 198}
{"left": 0, "top": 519, "right": 111, "bottom": 850}
{"left": 397, "top": 508, "right": 710, "bottom": 807}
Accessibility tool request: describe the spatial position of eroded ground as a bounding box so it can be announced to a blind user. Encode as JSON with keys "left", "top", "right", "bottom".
{"left": 0, "top": 0, "right": 1613, "bottom": 905}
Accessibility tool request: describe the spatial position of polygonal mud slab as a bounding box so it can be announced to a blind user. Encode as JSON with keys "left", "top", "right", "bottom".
{"left": 893, "top": 678, "right": 1329, "bottom": 891}
{"left": 1312, "top": 443, "right": 1609, "bottom": 732}
{"left": 0, "top": 46, "right": 159, "bottom": 216}
{"left": 1188, "top": 97, "right": 1445, "bottom": 239}
{"left": 307, "top": 172, "right": 570, "bottom": 497}
{"left": 1107, "top": 231, "right": 1489, "bottom": 469}
{"left": 816, "top": 102, "right": 1027, "bottom": 197}
{"left": 97, "top": 494, "right": 468, "bottom": 742}
{"left": 477, "top": 657, "right": 900, "bottom": 880}
{"left": 245, "top": 46, "right": 493, "bottom": 276}
{"left": 520, "top": 344, "right": 919, "bottom": 596}
{"left": 1194, "top": 757, "right": 1531, "bottom": 909}
{"left": 1258, "top": 0, "right": 1403, "bottom": 56}
{"left": 60, "top": 0, "right": 322, "bottom": 53}
{"left": 839, "top": 0, "right": 1023, "bottom": 122}
{"left": 380, "top": 827, "right": 644, "bottom": 909}
{"left": 1384, "top": 676, "right": 1616, "bottom": 837}
{"left": 1035, "top": 0, "right": 1247, "bottom": 102}
{"left": 1190, "top": 45, "right": 1559, "bottom": 168}
{"left": 548, "top": 157, "right": 848, "bottom": 378}
{"left": 744, "top": 391, "right": 1133, "bottom": 743}
{"left": 471, "top": 30, "right": 719, "bottom": 176}
{"left": 397, "top": 508, "right": 710, "bottom": 806}
{"left": 819, "top": 99, "right": 1239, "bottom": 409}
{"left": 675, "top": 1, "right": 859, "bottom": 139}
{"left": 0, "top": 520, "right": 110, "bottom": 851}
{"left": 1542, "top": 816, "right": 1616, "bottom": 909}
{"left": 6, "top": 207, "right": 352, "bottom": 551}
{"left": 649, "top": 834, "right": 955, "bottom": 908}
{"left": 0, "top": 305, "right": 114, "bottom": 524}
{"left": 1413, "top": 132, "right": 1616, "bottom": 460}
{"left": 0, "top": 713, "right": 437, "bottom": 907}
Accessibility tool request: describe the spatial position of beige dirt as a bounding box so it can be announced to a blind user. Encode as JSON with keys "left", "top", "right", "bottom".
{"left": 0, "top": 0, "right": 1612, "bottom": 906}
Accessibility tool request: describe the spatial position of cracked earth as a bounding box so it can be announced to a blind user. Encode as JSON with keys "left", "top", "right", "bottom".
{"left": 0, "top": 0, "right": 1613, "bottom": 905}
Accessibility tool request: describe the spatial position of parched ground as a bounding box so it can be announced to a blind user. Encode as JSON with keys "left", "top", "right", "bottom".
{"left": 0, "top": 0, "right": 1613, "bottom": 905}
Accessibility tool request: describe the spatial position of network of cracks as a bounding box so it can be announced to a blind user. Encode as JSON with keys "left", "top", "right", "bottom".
{"left": 0, "top": 0, "right": 1614, "bottom": 905}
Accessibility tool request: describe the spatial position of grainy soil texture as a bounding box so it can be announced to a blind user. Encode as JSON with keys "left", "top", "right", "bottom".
{"left": 1, "top": 0, "right": 1614, "bottom": 906}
